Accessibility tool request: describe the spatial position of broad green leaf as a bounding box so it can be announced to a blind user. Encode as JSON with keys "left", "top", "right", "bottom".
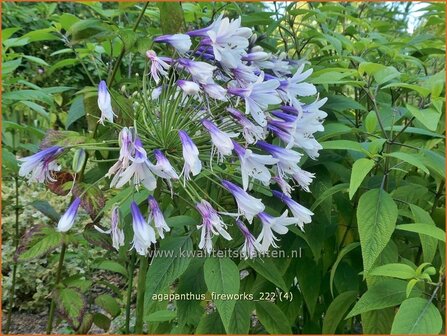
{"left": 369, "top": 263, "right": 416, "bottom": 279}
{"left": 23, "top": 55, "right": 49, "bottom": 66}
{"left": 386, "top": 152, "right": 429, "bottom": 174}
{"left": 3, "top": 59, "right": 22, "bottom": 75}
{"left": 19, "top": 101, "right": 49, "bottom": 119}
{"left": 66, "top": 95, "right": 85, "bottom": 129}
{"left": 195, "top": 312, "right": 225, "bottom": 334}
{"left": 246, "top": 258, "right": 288, "bottom": 291}
{"left": 3, "top": 90, "right": 53, "bottom": 105}
{"left": 204, "top": 258, "right": 240, "bottom": 333}
{"left": 158, "top": 2, "right": 185, "bottom": 34}
{"left": 93, "top": 313, "right": 111, "bottom": 332}
{"left": 321, "top": 140, "right": 368, "bottom": 154}
{"left": 362, "top": 308, "right": 394, "bottom": 334}
{"left": 95, "top": 294, "right": 121, "bottom": 318}
{"left": 396, "top": 224, "right": 446, "bottom": 242}
{"left": 322, "top": 291, "right": 358, "bottom": 334}
{"left": 420, "top": 149, "right": 445, "bottom": 179}
{"left": 349, "top": 158, "right": 375, "bottom": 199}
{"left": 357, "top": 189, "right": 398, "bottom": 274}
{"left": 311, "top": 183, "right": 349, "bottom": 211}
{"left": 145, "top": 310, "right": 176, "bottom": 323}
{"left": 31, "top": 200, "right": 61, "bottom": 222}
{"left": 54, "top": 287, "right": 87, "bottom": 330}
{"left": 391, "top": 297, "right": 442, "bottom": 334}
{"left": 330, "top": 242, "right": 360, "bottom": 297}
{"left": 346, "top": 279, "right": 420, "bottom": 318}
{"left": 17, "top": 227, "right": 62, "bottom": 262}
{"left": 406, "top": 105, "right": 441, "bottom": 131}
{"left": 2, "top": 148, "right": 18, "bottom": 173}
{"left": 295, "top": 257, "right": 321, "bottom": 317}
{"left": 92, "top": 260, "right": 128, "bottom": 278}
{"left": 383, "top": 83, "right": 431, "bottom": 97}
{"left": 145, "top": 236, "right": 193, "bottom": 310}
{"left": 411, "top": 204, "right": 438, "bottom": 263}
{"left": 229, "top": 301, "right": 252, "bottom": 334}
{"left": 255, "top": 301, "right": 292, "bottom": 334}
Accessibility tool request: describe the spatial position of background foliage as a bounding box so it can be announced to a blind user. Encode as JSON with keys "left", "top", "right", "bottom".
{"left": 2, "top": 1, "right": 445, "bottom": 334}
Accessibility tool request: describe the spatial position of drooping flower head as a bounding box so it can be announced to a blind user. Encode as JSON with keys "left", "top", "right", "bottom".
{"left": 202, "top": 119, "right": 237, "bottom": 161}
{"left": 227, "top": 107, "right": 265, "bottom": 144}
{"left": 19, "top": 146, "right": 64, "bottom": 183}
{"left": 196, "top": 200, "right": 232, "bottom": 253}
{"left": 148, "top": 196, "right": 170, "bottom": 239}
{"left": 272, "top": 190, "right": 313, "bottom": 230}
{"left": 236, "top": 219, "right": 262, "bottom": 259}
{"left": 57, "top": 198, "right": 81, "bottom": 232}
{"left": 256, "top": 210, "right": 298, "bottom": 251}
{"left": 130, "top": 201, "right": 156, "bottom": 256}
{"left": 146, "top": 50, "right": 170, "bottom": 84}
{"left": 154, "top": 34, "right": 192, "bottom": 54}
{"left": 95, "top": 206, "right": 125, "bottom": 251}
{"left": 178, "top": 130, "right": 202, "bottom": 180}
{"left": 98, "top": 80, "right": 115, "bottom": 125}
{"left": 221, "top": 180, "right": 265, "bottom": 223}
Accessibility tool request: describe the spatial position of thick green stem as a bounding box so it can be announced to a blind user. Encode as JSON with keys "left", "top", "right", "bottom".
{"left": 134, "top": 255, "right": 148, "bottom": 334}
{"left": 46, "top": 242, "right": 67, "bottom": 334}
{"left": 125, "top": 252, "right": 136, "bottom": 334}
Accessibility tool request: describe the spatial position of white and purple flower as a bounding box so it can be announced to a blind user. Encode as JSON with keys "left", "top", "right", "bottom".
{"left": 154, "top": 34, "right": 192, "bottom": 54}
{"left": 130, "top": 201, "right": 156, "bottom": 256}
{"left": 196, "top": 200, "right": 232, "bottom": 253}
{"left": 57, "top": 198, "right": 81, "bottom": 232}
{"left": 19, "top": 146, "right": 63, "bottom": 183}
{"left": 256, "top": 210, "right": 298, "bottom": 251}
{"left": 95, "top": 206, "right": 125, "bottom": 251}
{"left": 148, "top": 196, "right": 170, "bottom": 239}
{"left": 202, "top": 119, "right": 237, "bottom": 161}
{"left": 98, "top": 80, "right": 115, "bottom": 125}
{"left": 272, "top": 190, "right": 313, "bottom": 230}
{"left": 146, "top": 50, "right": 170, "bottom": 84}
{"left": 236, "top": 219, "right": 262, "bottom": 259}
{"left": 178, "top": 130, "right": 202, "bottom": 180}
{"left": 221, "top": 180, "right": 264, "bottom": 223}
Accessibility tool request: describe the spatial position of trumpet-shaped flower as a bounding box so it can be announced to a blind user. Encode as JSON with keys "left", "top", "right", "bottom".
{"left": 272, "top": 190, "right": 313, "bottom": 230}
{"left": 233, "top": 141, "right": 278, "bottom": 190}
{"left": 107, "top": 127, "right": 135, "bottom": 177}
{"left": 292, "top": 167, "right": 315, "bottom": 192}
{"left": 227, "top": 72, "right": 281, "bottom": 126}
{"left": 18, "top": 146, "right": 63, "bottom": 183}
{"left": 236, "top": 219, "right": 262, "bottom": 259}
{"left": 277, "top": 64, "right": 316, "bottom": 109}
{"left": 98, "top": 80, "right": 115, "bottom": 125}
{"left": 177, "top": 80, "right": 200, "bottom": 95}
{"left": 152, "top": 149, "right": 179, "bottom": 181}
{"left": 272, "top": 175, "right": 293, "bottom": 197}
{"left": 221, "top": 180, "right": 265, "bottom": 223}
{"left": 154, "top": 34, "right": 192, "bottom": 54}
{"left": 148, "top": 196, "right": 170, "bottom": 239}
{"left": 202, "top": 82, "right": 228, "bottom": 101}
{"left": 202, "top": 119, "right": 237, "bottom": 161}
{"left": 227, "top": 107, "right": 265, "bottom": 144}
{"left": 256, "top": 210, "right": 298, "bottom": 251}
{"left": 178, "top": 130, "right": 202, "bottom": 179}
{"left": 95, "top": 206, "right": 125, "bottom": 251}
{"left": 196, "top": 200, "right": 232, "bottom": 253}
{"left": 130, "top": 201, "right": 156, "bottom": 256}
{"left": 57, "top": 198, "right": 81, "bottom": 232}
{"left": 112, "top": 137, "right": 157, "bottom": 191}
{"left": 178, "top": 58, "right": 216, "bottom": 84}
{"left": 256, "top": 141, "right": 302, "bottom": 177}
{"left": 146, "top": 50, "right": 170, "bottom": 84}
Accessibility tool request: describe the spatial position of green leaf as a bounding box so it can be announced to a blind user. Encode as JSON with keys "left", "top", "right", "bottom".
{"left": 362, "top": 308, "right": 394, "bottom": 334}
{"left": 386, "top": 152, "right": 429, "bottom": 174}
{"left": 383, "top": 83, "right": 431, "bottom": 97}
{"left": 295, "top": 257, "right": 321, "bottom": 317}
{"left": 31, "top": 200, "right": 61, "bottom": 222}
{"left": 391, "top": 297, "right": 443, "bottom": 334}
{"left": 66, "top": 95, "right": 85, "bottom": 129}
{"left": 2, "top": 148, "right": 18, "bottom": 173}
{"left": 255, "top": 301, "right": 292, "bottom": 334}
{"left": 369, "top": 263, "right": 416, "bottom": 279}
{"left": 158, "top": 2, "right": 185, "bottom": 34}
{"left": 19, "top": 101, "right": 49, "bottom": 119}
{"left": 406, "top": 105, "right": 441, "bottom": 131}
{"left": 396, "top": 224, "right": 446, "bottom": 242}
{"left": 3, "top": 59, "right": 22, "bottom": 75}
{"left": 410, "top": 204, "right": 438, "bottom": 263}
{"left": 145, "top": 236, "right": 193, "bottom": 310}
{"left": 322, "top": 291, "right": 358, "bottom": 334}
{"left": 3, "top": 90, "right": 53, "bottom": 105}
{"left": 145, "top": 310, "right": 176, "bottom": 323}
{"left": 346, "top": 279, "right": 420, "bottom": 318}
{"left": 204, "top": 258, "right": 240, "bottom": 333}
{"left": 54, "top": 287, "right": 87, "bottom": 330}
{"left": 195, "top": 312, "right": 225, "bottom": 334}
{"left": 357, "top": 189, "right": 398, "bottom": 274}
{"left": 349, "top": 158, "right": 375, "bottom": 199}
{"left": 228, "top": 301, "right": 252, "bottom": 334}
{"left": 92, "top": 260, "right": 128, "bottom": 278}
{"left": 93, "top": 313, "right": 111, "bottom": 331}
{"left": 330, "top": 243, "right": 360, "bottom": 297}
{"left": 321, "top": 140, "right": 368, "bottom": 153}
{"left": 246, "top": 258, "right": 288, "bottom": 291}
{"left": 23, "top": 55, "right": 49, "bottom": 66}
{"left": 95, "top": 294, "right": 121, "bottom": 318}
{"left": 17, "top": 227, "right": 62, "bottom": 262}
{"left": 311, "top": 183, "right": 349, "bottom": 211}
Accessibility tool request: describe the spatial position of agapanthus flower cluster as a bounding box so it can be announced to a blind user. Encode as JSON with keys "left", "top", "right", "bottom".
{"left": 18, "top": 14, "right": 326, "bottom": 259}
